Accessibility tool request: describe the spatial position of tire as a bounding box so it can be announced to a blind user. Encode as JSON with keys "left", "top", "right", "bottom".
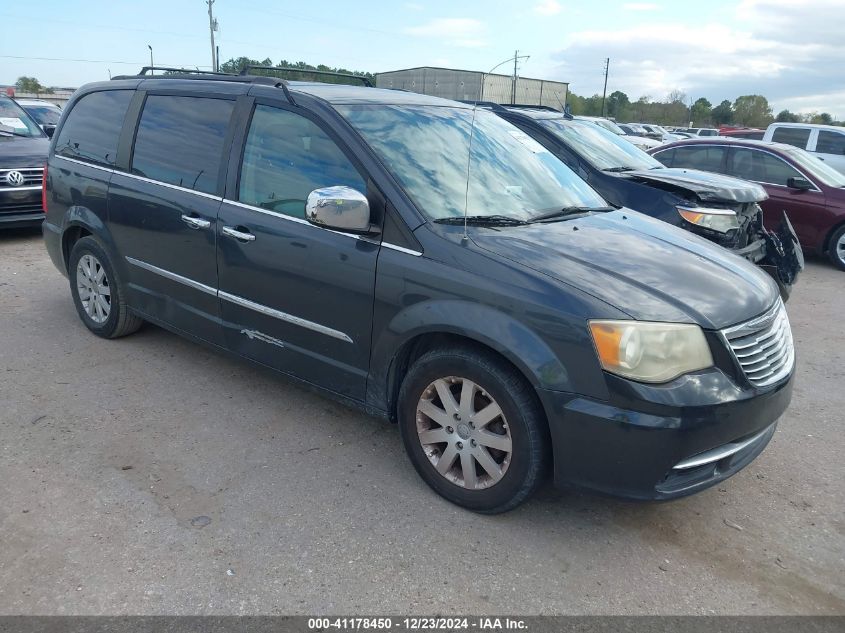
{"left": 68, "top": 236, "right": 143, "bottom": 338}
{"left": 397, "top": 345, "right": 549, "bottom": 513}
{"left": 828, "top": 224, "right": 845, "bottom": 271}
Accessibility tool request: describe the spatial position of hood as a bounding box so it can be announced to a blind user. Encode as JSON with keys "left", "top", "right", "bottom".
{"left": 0, "top": 135, "right": 50, "bottom": 167}
{"left": 624, "top": 135, "right": 661, "bottom": 149}
{"left": 470, "top": 209, "right": 777, "bottom": 330}
{"left": 624, "top": 167, "right": 768, "bottom": 203}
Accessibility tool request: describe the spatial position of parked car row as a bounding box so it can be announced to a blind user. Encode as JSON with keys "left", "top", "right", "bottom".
{"left": 38, "top": 70, "right": 797, "bottom": 513}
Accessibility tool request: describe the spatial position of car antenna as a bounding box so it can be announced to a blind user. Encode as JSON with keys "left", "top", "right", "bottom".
{"left": 462, "top": 54, "right": 530, "bottom": 242}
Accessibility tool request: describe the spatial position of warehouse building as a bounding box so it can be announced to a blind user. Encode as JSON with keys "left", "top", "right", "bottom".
{"left": 375, "top": 66, "right": 568, "bottom": 110}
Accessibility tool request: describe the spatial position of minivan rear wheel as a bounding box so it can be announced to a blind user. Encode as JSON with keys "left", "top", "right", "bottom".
{"left": 69, "top": 237, "right": 143, "bottom": 338}
{"left": 397, "top": 346, "right": 549, "bottom": 513}
{"left": 829, "top": 225, "right": 845, "bottom": 271}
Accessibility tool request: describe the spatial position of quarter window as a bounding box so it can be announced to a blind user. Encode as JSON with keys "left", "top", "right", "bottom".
{"left": 54, "top": 90, "right": 133, "bottom": 166}
{"left": 669, "top": 145, "right": 727, "bottom": 173}
{"left": 816, "top": 130, "right": 845, "bottom": 155}
{"left": 771, "top": 127, "right": 811, "bottom": 149}
{"left": 238, "top": 105, "right": 365, "bottom": 219}
{"left": 131, "top": 95, "right": 234, "bottom": 195}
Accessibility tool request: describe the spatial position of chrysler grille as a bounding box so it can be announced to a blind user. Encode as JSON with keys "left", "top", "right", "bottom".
{"left": 722, "top": 299, "right": 794, "bottom": 387}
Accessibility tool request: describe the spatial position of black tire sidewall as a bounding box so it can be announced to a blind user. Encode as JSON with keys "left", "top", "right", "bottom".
{"left": 68, "top": 237, "right": 124, "bottom": 338}
{"left": 398, "top": 349, "right": 546, "bottom": 513}
{"left": 829, "top": 225, "right": 845, "bottom": 271}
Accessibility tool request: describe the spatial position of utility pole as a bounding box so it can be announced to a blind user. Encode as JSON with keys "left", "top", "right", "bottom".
{"left": 601, "top": 57, "right": 610, "bottom": 117}
{"left": 511, "top": 50, "right": 518, "bottom": 105}
{"left": 207, "top": 0, "right": 218, "bottom": 72}
{"left": 148, "top": 45, "right": 154, "bottom": 75}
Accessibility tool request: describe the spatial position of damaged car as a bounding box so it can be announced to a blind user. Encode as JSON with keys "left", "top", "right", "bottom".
{"left": 483, "top": 105, "right": 803, "bottom": 299}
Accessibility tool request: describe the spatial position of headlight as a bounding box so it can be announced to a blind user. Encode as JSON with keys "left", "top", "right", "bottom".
{"left": 588, "top": 320, "right": 714, "bottom": 383}
{"left": 677, "top": 205, "right": 739, "bottom": 234}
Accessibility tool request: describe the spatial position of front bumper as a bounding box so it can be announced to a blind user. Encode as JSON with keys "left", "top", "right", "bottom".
{"left": 538, "top": 368, "right": 793, "bottom": 500}
{"left": 1, "top": 187, "right": 43, "bottom": 229}
{"left": 736, "top": 213, "right": 804, "bottom": 301}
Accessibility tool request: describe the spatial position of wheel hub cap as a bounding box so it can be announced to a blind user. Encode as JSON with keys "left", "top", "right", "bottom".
{"left": 416, "top": 376, "right": 512, "bottom": 490}
{"left": 76, "top": 254, "right": 111, "bottom": 324}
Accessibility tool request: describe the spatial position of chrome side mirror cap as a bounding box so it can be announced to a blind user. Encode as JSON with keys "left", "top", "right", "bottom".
{"left": 306, "top": 186, "right": 374, "bottom": 233}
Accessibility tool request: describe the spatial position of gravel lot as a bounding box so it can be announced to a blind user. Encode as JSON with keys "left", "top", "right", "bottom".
{"left": 0, "top": 227, "right": 843, "bottom": 615}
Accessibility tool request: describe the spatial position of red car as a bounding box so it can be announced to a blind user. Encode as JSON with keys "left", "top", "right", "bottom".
{"left": 649, "top": 138, "right": 845, "bottom": 271}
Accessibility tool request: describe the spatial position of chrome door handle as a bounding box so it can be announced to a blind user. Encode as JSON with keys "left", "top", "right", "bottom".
{"left": 181, "top": 214, "right": 211, "bottom": 229}
{"left": 222, "top": 226, "right": 256, "bottom": 242}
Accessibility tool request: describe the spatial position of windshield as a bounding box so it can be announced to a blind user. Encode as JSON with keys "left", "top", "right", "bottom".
{"left": 337, "top": 105, "right": 607, "bottom": 221}
{"left": 539, "top": 119, "right": 664, "bottom": 171}
{"left": 782, "top": 145, "right": 845, "bottom": 187}
{"left": 589, "top": 118, "right": 627, "bottom": 136}
{"left": 22, "top": 104, "right": 61, "bottom": 126}
{"left": 0, "top": 98, "right": 44, "bottom": 137}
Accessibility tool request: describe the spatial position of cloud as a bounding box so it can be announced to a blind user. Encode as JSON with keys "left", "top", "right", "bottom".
{"left": 533, "top": 1, "right": 562, "bottom": 15}
{"left": 404, "top": 18, "right": 487, "bottom": 48}
{"left": 623, "top": 2, "right": 659, "bottom": 9}
{"left": 546, "top": 0, "right": 845, "bottom": 116}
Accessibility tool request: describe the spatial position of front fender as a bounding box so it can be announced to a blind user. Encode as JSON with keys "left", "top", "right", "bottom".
{"left": 367, "top": 299, "right": 577, "bottom": 414}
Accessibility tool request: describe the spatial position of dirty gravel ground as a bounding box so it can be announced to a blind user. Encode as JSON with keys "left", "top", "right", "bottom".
{"left": 0, "top": 228, "right": 843, "bottom": 615}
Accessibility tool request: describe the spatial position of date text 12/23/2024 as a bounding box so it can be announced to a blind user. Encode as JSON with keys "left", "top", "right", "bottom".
{"left": 307, "top": 617, "right": 527, "bottom": 631}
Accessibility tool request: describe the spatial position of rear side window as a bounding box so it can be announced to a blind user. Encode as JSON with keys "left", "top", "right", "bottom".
{"left": 771, "top": 127, "right": 811, "bottom": 149}
{"left": 816, "top": 130, "right": 845, "bottom": 155}
{"left": 54, "top": 90, "right": 132, "bottom": 166}
{"left": 131, "top": 95, "right": 234, "bottom": 195}
{"left": 238, "top": 105, "right": 365, "bottom": 219}
{"left": 669, "top": 145, "right": 727, "bottom": 172}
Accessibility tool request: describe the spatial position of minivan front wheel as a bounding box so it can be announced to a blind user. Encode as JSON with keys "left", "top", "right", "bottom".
{"left": 69, "top": 237, "right": 143, "bottom": 338}
{"left": 829, "top": 224, "right": 845, "bottom": 271}
{"left": 398, "top": 346, "right": 549, "bottom": 513}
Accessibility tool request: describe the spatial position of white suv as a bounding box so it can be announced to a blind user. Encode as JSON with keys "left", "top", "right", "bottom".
{"left": 763, "top": 123, "right": 845, "bottom": 174}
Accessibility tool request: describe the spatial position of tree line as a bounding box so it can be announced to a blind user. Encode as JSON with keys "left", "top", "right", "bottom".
{"left": 568, "top": 89, "right": 842, "bottom": 128}
{"left": 14, "top": 61, "right": 842, "bottom": 129}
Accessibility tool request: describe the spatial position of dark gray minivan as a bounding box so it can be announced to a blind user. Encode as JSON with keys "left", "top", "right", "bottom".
{"left": 43, "top": 71, "right": 795, "bottom": 513}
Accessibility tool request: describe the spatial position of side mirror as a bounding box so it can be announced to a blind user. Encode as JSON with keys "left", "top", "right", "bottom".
{"left": 306, "top": 186, "right": 375, "bottom": 233}
{"left": 43, "top": 125, "right": 55, "bottom": 139}
{"left": 786, "top": 177, "right": 812, "bottom": 191}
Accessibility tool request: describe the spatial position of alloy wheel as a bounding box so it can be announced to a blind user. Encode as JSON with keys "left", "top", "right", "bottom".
{"left": 76, "top": 254, "right": 111, "bottom": 324}
{"left": 415, "top": 376, "right": 512, "bottom": 490}
{"left": 836, "top": 233, "right": 845, "bottom": 266}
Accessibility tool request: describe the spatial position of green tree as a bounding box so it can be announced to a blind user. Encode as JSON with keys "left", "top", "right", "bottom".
{"left": 15, "top": 76, "right": 53, "bottom": 95}
{"left": 606, "top": 90, "right": 630, "bottom": 120}
{"left": 776, "top": 109, "right": 800, "bottom": 122}
{"left": 733, "top": 95, "right": 773, "bottom": 127}
{"left": 690, "top": 97, "right": 712, "bottom": 126}
{"left": 811, "top": 112, "right": 833, "bottom": 125}
{"left": 711, "top": 100, "right": 733, "bottom": 125}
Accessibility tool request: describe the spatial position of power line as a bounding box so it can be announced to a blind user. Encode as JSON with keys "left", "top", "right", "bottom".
{"left": 0, "top": 54, "right": 212, "bottom": 68}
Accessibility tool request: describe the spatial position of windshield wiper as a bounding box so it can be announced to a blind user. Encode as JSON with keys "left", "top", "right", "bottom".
{"left": 434, "top": 215, "right": 529, "bottom": 226}
{"left": 529, "top": 206, "right": 614, "bottom": 223}
{"left": 602, "top": 166, "right": 636, "bottom": 172}
{"left": 0, "top": 128, "right": 29, "bottom": 137}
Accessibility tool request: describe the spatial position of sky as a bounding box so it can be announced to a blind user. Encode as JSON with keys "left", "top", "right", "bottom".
{"left": 2, "top": 0, "right": 843, "bottom": 117}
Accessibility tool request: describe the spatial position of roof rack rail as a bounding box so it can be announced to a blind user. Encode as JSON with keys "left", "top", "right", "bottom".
{"left": 506, "top": 103, "right": 561, "bottom": 112}
{"left": 139, "top": 66, "right": 235, "bottom": 77}
{"left": 110, "top": 66, "right": 297, "bottom": 105}
{"left": 238, "top": 65, "right": 373, "bottom": 87}
{"left": 458, "top": 100, "right": 507, "bottom": 111}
